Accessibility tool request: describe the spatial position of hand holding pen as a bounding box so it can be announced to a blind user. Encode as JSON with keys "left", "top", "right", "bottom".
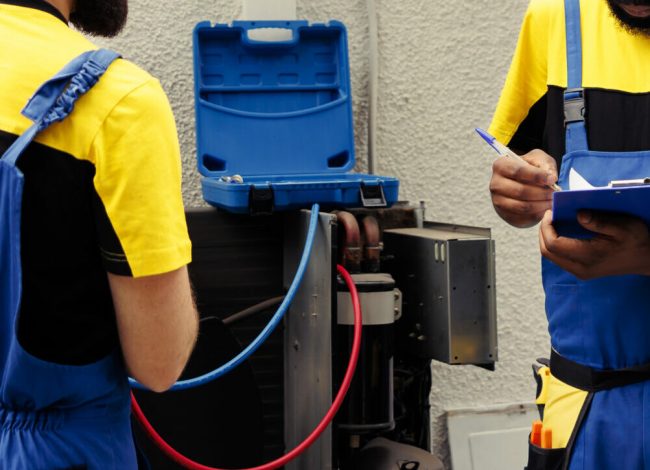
{"left": 476, "top": 128, "right": 560, "bottom": 228}
{"left": 476, "top": 128, "right": 561, "bottom": 191}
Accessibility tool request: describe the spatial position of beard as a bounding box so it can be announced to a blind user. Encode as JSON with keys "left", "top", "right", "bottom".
{"left": 606, "top": 0, "right": 650, "bottom": 36}
{"left": 69, "top": 0, "right": 129, "bottom": 38}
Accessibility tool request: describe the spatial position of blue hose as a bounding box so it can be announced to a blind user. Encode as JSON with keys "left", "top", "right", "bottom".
{"left": 130, "top": 204, "right": 320, "bottom": 391}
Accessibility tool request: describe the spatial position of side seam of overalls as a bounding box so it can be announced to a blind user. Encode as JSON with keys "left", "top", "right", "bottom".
{"left": 0, "top": 49, "right": 138, "bottom": 470}
{"left": 526, "top": 1, "right": 650, "bottom": 469}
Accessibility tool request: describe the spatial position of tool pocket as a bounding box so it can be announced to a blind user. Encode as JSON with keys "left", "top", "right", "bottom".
{"left": 525, "top": 359, "right": 595, "bottom": 470}
{"left": 524, "top": 442, "right": 566, "bottom": 470}
{"left": 526, "top": 360, "right": 566, "bottom": 470}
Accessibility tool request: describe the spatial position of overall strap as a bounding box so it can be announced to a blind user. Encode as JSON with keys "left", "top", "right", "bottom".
{"left": 0, "top": 49, "right": 120, "bottom": 167}
{"left": 564, "top": 0, "right": 588, "bottom": 152}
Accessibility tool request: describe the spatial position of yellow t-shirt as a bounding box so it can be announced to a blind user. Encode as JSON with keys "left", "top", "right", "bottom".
{"left": 0, "top": 2, "right": 191, "bottom": 364}
{"left": 490, "top": 0, "right": 650, "bottom": 163}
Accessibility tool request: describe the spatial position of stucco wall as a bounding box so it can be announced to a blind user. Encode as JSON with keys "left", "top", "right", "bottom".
{"left": 97, "top": 0, "right": 548, "bottom": 467}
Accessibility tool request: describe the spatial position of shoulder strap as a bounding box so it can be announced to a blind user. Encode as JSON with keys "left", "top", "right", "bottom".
{"left": 564, "top": 0, "right": 589, "bottom": 152}
{"left": 1, "top": 49, "right": 120, "bottom": 166}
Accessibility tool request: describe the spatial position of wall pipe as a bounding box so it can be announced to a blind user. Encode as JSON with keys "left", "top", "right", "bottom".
{"left": 366, "top": 0, "right": 379, "bottom": 175}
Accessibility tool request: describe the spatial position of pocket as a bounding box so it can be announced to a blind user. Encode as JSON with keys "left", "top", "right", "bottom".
{"left": 545, "top": 284, "right": 583, "bottom": 362}
{"left": 525, "top": 441, "right": 566, "bottom": 470}
{"left": 559, "top": 149, "right": 650, "bottom": 189}
{"left": 526, "top": 365, "right": 570, "bottom": 470}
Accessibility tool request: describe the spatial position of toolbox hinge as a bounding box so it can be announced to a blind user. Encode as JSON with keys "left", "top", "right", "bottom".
{"left": 249, "top": 185, "right": 274, "bottom": 215}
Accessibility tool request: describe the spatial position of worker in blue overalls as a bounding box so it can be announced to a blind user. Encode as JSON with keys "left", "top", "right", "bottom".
{"left": 488, "top": 0, "right": 650, "bottom": 468}
{"left": 0, "top": 1, "right": 198, "bottom": 468}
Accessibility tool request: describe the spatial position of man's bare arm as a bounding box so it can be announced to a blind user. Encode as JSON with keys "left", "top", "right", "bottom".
{"left": 108, "top": 266, "right": 198, "bottom": 392}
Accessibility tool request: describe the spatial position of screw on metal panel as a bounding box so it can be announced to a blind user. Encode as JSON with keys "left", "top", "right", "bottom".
{"left": 415, "top": 323, "right": 421, "bottom": 330}
{"left": 394, "top": 307, "right": 400, "bottom": 316}
{"left": 417, "top": 335, "right": 426, "bottom": 341}
{"left": 394, "top": 291, "right": 400, "bottom": 299}
{"left": 293, "top": 340, "right": 300, "bottom": 351}
{"left": 409, "top": 333, "right": 416, "bottom": 338}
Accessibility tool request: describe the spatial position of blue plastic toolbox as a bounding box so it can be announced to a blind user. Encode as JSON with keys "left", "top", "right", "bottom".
{"left": 193, "top": 20, "right": 399, "bottom": 213}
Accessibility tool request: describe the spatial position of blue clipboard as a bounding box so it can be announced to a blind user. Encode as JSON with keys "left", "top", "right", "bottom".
{"left": 552, "top": 182, "right": 650, "bottom": 237}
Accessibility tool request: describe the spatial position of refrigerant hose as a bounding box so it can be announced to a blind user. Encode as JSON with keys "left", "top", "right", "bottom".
{"left": 131, "top": 264, "right": 362, "bottom": 470}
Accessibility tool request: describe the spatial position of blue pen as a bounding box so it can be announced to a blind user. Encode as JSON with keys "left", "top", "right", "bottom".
{"left": 475, "top": 127, "right": 561, "bottom": 191}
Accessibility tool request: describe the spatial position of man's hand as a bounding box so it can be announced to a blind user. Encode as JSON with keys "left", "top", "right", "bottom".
{"left": 539, "top": 210, "right": 650, "bottom": 280}
{"left": 490, "top": 149, "right": 558, "bottom": 227}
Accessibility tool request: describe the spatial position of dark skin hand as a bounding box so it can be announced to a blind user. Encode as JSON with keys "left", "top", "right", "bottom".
{"left": 539, "top": 209, "right": 650, "bottom": 280}
{"left": 490, "top": 147, "right": 650, "bottom": 279}
{"left": 490, "top": 149, "right": 558, "bottom": 228}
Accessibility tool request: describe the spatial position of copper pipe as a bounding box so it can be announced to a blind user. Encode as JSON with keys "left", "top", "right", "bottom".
{"left": 361, "top": 215, "right": 381, "bottom": 273}
{"left": 335, "top": 211, "right": 362, "bottom": 273}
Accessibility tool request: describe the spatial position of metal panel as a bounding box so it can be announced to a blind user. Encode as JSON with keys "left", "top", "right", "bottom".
{"left": 283, "top": 210, "right": 336, "bottom": 470}
{"left": 447, "top": 239, "right": 497, "bottom": 365}
{"left": 383, "top": 223, "right": 497, "bottom": 366}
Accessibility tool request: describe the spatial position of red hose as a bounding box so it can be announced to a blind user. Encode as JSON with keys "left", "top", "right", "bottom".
{"left": 131, "top": 264, "right": 362, "bottom": 470}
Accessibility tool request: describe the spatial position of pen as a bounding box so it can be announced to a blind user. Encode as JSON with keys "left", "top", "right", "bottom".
{"left": 475, "top": 128, "right": 562, "bottom": 192}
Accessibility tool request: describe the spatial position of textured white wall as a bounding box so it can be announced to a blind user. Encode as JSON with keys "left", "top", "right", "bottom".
{"left": 97, "top": 1, "right": 547, "bottom": 467}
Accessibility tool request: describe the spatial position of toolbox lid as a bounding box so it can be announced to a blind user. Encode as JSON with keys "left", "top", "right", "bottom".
{"left": 193, "top": 20, "right": 356, "bottom": 177}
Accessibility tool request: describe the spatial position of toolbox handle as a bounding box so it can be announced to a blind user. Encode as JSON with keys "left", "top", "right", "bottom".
{"left": 235, "top": 20, "right": 306, "bottom": 47}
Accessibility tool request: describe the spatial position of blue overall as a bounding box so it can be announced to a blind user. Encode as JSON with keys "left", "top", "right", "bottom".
{"left": 0, "top": 50, "right": 138, "bottom": 470}
{"left": 542, "top": 0, "right": 650, "bottom": 468}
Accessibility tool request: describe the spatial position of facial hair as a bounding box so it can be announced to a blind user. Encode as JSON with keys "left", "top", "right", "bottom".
{"left": 69, "top": 0, "right": 129, "bottom": 38}
{"left": 606, "top": 0, "right": 650, "bottom": 36}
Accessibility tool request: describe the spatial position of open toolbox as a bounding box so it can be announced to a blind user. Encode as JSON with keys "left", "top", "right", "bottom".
{"left": 193, "top": 19, "right": 399, "bottom": 213}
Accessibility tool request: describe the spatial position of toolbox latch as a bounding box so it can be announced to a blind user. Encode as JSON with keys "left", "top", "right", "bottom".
{"left": 360, "top": 183, "right": 387, "bottom": 208}
{"left": 249, "top": 185, "right": 274, "bottom": 215}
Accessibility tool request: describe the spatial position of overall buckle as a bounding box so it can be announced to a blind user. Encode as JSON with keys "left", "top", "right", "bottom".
{"left": 563, "top": 87, "right": 585, "bottom": 126}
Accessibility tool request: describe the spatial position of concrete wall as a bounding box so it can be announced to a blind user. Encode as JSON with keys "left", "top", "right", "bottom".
{"left": 97, "top": 0, "right": 548, "bottom": 467}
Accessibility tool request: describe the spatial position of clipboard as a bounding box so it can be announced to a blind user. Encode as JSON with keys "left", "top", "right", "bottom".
{"left": 552, "top": 180, "right": 650, "bottom": 237}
